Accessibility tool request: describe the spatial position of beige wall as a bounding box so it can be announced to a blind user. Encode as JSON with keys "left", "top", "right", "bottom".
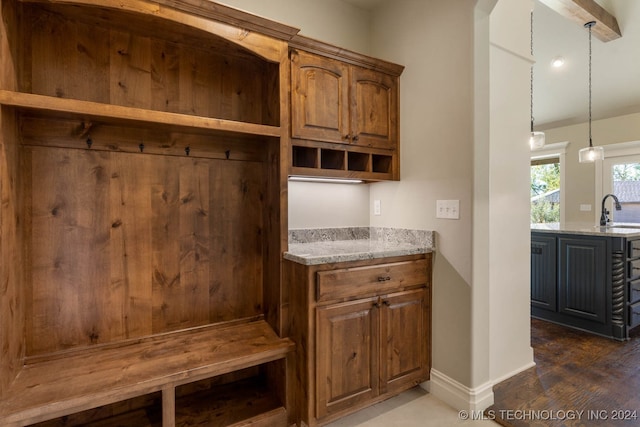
{"left": 368, "top": 0, "right": 476, "bottom": 390}
{"left": 219, "top": 0, "right": 535, "bottom": 410}
{"left": 543, "top": 112, "right": 640, "bottom": 225}
{"left": 368, "top": 0, "right": 534, "bottom": 403}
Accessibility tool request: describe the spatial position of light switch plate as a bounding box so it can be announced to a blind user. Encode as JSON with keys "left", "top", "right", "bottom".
{"left": 436, "top": 200, "right": 460, "bottom": 219}
{"left": 374, "top": 199, "right": 381, "bottom": 216}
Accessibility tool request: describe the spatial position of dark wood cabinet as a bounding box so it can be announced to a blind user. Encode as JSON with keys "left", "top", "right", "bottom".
{"left": 316, "top": 297, "right": 379, "bottom": 419}
{"left": 286, "top": 254, "right": 431, "bottom": 426}
{"left": 289, "top": 38, "right": 403, "bottom": 181}
{"left": 291, "top": 49, "right": 398, "bottom": 150}
{"left": 349, "top": 65, "right": 398, "bottom": 151}
{"left": 379, "top": 288, "right": 430, "bottom": 395}
{"left": 291, "top": 50, "right": 350, "bottom": 145}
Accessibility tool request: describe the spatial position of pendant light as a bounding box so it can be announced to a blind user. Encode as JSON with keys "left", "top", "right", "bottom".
{"left": 578, "top": 21, "right": 604, "bottom": 163}
{"left": 530, "top": 10, "right": 545, "bottom": 150}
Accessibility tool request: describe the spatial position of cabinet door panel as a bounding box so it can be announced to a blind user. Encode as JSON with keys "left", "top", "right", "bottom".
{"left": 350, "top": 66, "right": 398, "bottom": 150}
{"left": 558, "top": 237, "right": 607, "bottom": 323}
{"left": 291, "top": 50, "right": 349, "bottom": 143}
{"left": 316, "top": 298, "right": 378, "bottom": 419}
{"left": 531, "top": 234, "right": 557, "bottom": 311}
{"left": 380, "top": 288, "right": 429, "bottom": 395}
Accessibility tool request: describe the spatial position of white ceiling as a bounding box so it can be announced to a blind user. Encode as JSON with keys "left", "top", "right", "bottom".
{"left": 342, "top": 0, "right": 640, "bottom": 131}
{"left": 534, "top": 0, "right": 640, "bottom": 129}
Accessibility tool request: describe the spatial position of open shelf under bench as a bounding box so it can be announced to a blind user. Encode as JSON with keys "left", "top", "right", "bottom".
{"left": 0, "top": 320, "right": 294, "bottom": 427}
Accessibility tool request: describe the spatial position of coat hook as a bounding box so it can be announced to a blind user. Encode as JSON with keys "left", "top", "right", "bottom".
{"left": 86, "top": 136, "right": 93, "bottom": 149}
{"left": 225, "top": 149, "right": 230, "bottom": 160}
{"left": 139, "top": 142, "right": 145, "bottom": 153}
{"left": 185, "top": 146, "right": 191, "bottom": 156}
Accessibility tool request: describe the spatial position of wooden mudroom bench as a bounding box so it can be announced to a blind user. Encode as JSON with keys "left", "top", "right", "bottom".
{"left": 0, "top": 320, "right": 294, "bottom": 427}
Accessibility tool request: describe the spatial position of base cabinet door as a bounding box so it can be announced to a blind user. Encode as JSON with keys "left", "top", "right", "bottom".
{"left": 558, "top": 236, "right": 608, "bottom": 323}
{"left": 315, "top": 298, "right": 379, "bottom": 419}
{"left": 379, "top": 288, "right": 430, "bottom": 395}
{"left": 531, "top": 234, "right": 557, "bottom": 312}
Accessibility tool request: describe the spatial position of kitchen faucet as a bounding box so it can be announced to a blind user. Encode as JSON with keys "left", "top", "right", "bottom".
{"left": 600, "top": 193, "right": 622, "bottom": 226}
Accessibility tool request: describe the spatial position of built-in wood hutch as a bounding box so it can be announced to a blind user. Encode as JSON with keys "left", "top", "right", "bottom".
{"left": 0, "top": 0, "right": 410, "bottom": 425}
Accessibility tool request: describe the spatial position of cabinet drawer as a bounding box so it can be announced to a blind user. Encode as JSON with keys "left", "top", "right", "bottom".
{"left": 629, "top": 239, "right": 640, "bottom": 259}
{"left": 631, "top": 279, "right": 640, "bottom": 304}
{"left": 316, "top": 259, "right": 428, "bottom": 302}
{"left": 630, "top": 301, "right": 640, "bottom": 329}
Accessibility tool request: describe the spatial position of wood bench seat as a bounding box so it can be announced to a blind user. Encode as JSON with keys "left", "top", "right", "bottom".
{"left": 0, "top": 320, "right": 294, "bottom": 427}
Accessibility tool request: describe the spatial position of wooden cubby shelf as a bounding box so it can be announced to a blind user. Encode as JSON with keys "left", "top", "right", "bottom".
{"left": 291, "top": 143, "right": 396, "bottom": 181}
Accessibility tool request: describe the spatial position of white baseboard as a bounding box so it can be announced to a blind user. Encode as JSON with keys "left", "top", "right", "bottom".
{"left": 422, "top": 369, "right": 494, "bottom": 412}
{"left": 422, "top": 360, "right": 537, "bottom": 412}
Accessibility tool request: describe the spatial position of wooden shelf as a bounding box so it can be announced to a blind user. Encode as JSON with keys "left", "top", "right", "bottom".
{"left": 290, "top": 142, "right": 397, "bottom": 181}
{"left": 0, "top": 320, "right": 294, "bottom": 426}
{"left": 0, "top": 90, "right": 281, "bottom": 138}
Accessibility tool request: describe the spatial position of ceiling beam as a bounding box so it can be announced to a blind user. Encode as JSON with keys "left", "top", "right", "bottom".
{"left": 538, "top": 0, "right": 621, "bottom": 42}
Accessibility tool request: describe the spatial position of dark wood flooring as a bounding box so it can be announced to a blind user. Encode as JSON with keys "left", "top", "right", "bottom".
{"left": 489, "top": 318, "right": 640, "bottom": 427}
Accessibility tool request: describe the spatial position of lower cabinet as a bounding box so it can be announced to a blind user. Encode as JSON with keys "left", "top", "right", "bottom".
{"left": 531, "top": 234, "right": 557, "bottom": 311}
{"left": 315, "top": 288, "right": 429, "bottom": 420}
{"left": 531, "top": 231, "right": 639, "bottom": 340}
{"left": 286, "top": 254, "right": 432, "bottom": 426}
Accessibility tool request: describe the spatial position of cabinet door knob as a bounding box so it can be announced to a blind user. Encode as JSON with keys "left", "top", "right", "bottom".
{"left": 383, "top": 300, "right": 391, "bottom": 306}
{"left": 373, "top": 301, "right": 381, "bottom": 308}
{"left": 352, "top": 135, "right": 359, "bottom": 142}
{"left": 343, "top": 134, "right": 351, "bottom": 140}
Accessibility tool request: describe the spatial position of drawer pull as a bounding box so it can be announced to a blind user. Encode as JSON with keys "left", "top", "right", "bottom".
{"left": 377, "top": 276, "right": 391, "bottom": 282}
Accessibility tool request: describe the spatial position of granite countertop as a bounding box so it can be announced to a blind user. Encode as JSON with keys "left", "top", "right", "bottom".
{"left": 531, "top": 222, "right": 640, "bottom": 238}
{"left": 284, "top": 227, "right": 434, "bottom": 266}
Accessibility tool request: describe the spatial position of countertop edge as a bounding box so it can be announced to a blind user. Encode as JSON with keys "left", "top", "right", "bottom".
{"left": 283, "top": 247, "right": 433, "bottom": 266}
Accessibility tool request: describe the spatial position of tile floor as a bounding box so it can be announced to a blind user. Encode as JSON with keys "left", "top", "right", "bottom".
{"left": 325, "top": 386, "right": 500, "bottom": 427}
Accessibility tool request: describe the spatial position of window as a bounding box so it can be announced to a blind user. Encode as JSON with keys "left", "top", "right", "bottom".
{"left": 603, "top": 155, "right": 640, "bottom": 225}
{"left": 531, "top": 157, "right": 560, "bottom": 224}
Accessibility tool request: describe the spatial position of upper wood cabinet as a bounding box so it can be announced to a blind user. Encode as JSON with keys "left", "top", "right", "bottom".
{"left": 291, "top": 50, "right": 350, "bottom": 145}
{"left": 289, "top": 37, "right": 404, "bottom": 181}
{"left": 291, "top": 50, "right": 398, "bottom": 150}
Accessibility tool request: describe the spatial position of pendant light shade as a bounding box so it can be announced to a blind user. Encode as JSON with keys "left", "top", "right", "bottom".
{"left": 530, "top": 10, "right": 545, "bottom": 150}
{"left": 530, "top": 131, "right": 545, "bottom": 150}
{"left": 578, "top": 145, "right": 604, "bottom": 162}
{"left": 578, "top": 21, "right": 604, "bottom": 163}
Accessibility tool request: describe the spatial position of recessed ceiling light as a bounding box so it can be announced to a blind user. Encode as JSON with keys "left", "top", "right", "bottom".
{"left": 551, "top": 57, "right": 565, "bottom": 68}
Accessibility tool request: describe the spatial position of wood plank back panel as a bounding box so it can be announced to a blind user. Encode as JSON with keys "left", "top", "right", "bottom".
{"left": 22, "top": 5, "right": 279, "bottom": 126}
{"left": 209, "top": 160, "right": 265, "bottom": 323}
{"left": 27, "top": 146, "right": 265, "bottom": 355}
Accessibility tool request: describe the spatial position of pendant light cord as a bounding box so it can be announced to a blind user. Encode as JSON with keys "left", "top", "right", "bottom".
{"left": 586, "top": 21, "right": 595, "bottom": 148}
{"left": 530, "top": 10, "right": 534, "bottom": 133}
